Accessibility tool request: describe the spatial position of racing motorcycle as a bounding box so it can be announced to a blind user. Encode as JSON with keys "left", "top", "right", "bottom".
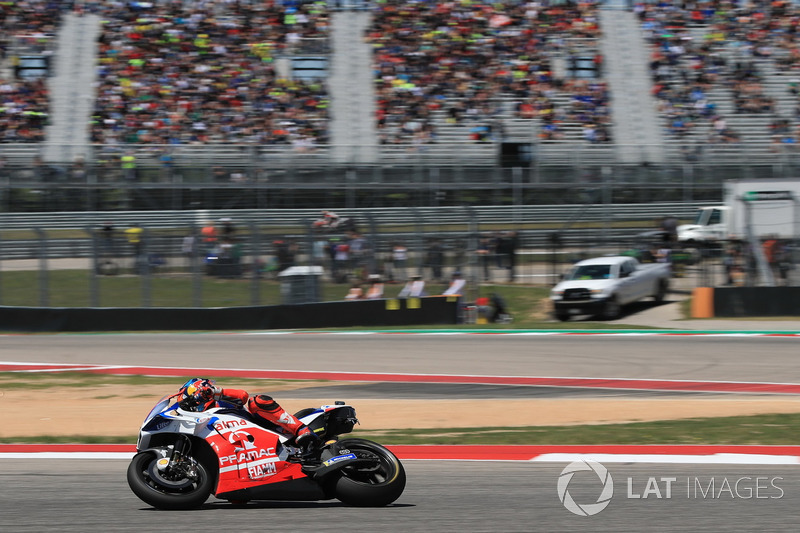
{"left": 127, "top": 392, "right": 406, "bottom": 510}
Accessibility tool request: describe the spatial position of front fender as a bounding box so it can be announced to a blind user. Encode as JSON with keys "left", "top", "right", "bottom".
{"left": 136, "top": 434, "right": 220, "bottom": 489}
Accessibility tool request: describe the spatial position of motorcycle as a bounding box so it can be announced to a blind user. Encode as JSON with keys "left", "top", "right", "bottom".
{"left": 127, "top": 391, "right": 406, "bottom": 510}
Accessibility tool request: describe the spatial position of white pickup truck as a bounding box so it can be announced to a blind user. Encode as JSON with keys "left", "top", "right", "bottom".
{"left": 550, "top": 256, "right": 671, "bottom": 321}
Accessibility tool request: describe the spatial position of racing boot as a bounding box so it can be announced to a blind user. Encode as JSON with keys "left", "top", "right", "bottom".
{"left": 294, "top": 425, "right": 321, "bottom": 452}
{"left": 248, "top": 394, "right": 319, "bottom": 449}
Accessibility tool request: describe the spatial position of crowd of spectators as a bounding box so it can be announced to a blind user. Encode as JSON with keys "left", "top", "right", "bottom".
{"left": 365, "top": 0, "right": 610, "bottom": 145}
{"left": 0, "top": 0, "right": 68, "bottom": 144}
{"left": 637, "top": 0, "right": 795, "bottom": 146}
{"left": 90, "top": 0, "right": 330, "bottom": 147}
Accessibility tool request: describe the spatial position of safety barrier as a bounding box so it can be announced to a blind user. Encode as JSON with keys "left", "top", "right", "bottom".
{"left": 0, "top": 296, "right": 459, "bottom": 332}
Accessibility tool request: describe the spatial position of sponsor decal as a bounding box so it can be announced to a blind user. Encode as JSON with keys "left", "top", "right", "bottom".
{"left": 322, "top": 453, "right": 357, "bottom": 467}
{"left": 214, "top": 419, "right": 248, "bottom": 432}
{"left": 219, "top": 447, "right": 276, "bottom": 466}
{"left": 248, "top": 462, "right": 277, "bottom": 479}
{"left": 152, "top": 419, "right": 171, "bottom": 431}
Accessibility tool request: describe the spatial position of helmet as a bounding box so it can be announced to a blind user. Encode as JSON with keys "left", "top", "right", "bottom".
{"left": 178, "top": 378, "right": 216, "bottom": 411}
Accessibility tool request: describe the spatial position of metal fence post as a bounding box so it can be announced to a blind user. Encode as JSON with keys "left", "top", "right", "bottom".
{"left": 34, "top": 228, "right": 49, "bottom": 307}
{"left": 412, "top": 208, "right": 425, "bottom": 277}
{"left": 141, "top": 227, "right": 152, "bottom": 307}
{"left": 465, "top": 206, "right": 479, "bottom": 307}
{"left": 190, "top": 223, "right": 202, "bottom": 307}
{"left": 86, "top": 226, "right": 99, "bottom": 307}
{"left": 367, "top": 212, "right": 378, "bottom": 275}
{"left": 250, "top": 222, "right": 262, "bottom": 306}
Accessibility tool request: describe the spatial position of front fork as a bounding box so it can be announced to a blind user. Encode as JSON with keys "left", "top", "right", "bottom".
{"left": 158, "top": 435, "right": 193, "bottom": 477}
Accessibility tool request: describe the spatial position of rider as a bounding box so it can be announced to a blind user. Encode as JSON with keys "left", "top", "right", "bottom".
{"left": 179, "top": 378, "right": 319, "bottom": 449}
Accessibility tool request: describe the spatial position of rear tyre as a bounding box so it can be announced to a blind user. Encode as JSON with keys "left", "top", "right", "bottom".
{"left": 554, "top": 312, "right": 570, "bottom": 322}
{"left": 331, "top": 438, "right": 406, "bottom": 507}
{"left": 127, "top": 451, "right": 213, "bottom": 510}
{"left": 653, "top": 280, "right": 668, "bottom": 303}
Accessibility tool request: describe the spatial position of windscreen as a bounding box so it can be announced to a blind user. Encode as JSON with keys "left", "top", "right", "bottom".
{"left": 142, "top": 395, "right": 173, "bottom": 425}
{"left": 568, "top": 264, "right": 611, "bottom": 280}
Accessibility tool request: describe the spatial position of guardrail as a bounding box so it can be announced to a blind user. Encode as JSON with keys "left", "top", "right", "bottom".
{"left": 0, "top": 203, "right": 706, "bottom": 261}
{"left": 4, "top": 142, "right": 800, "bottom": 168}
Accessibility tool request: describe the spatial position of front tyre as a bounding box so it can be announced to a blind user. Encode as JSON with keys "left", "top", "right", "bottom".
{"left": 332, "top": 438, "right": 406, "bottom": 507}
{"left": 127, "top": 451, "right": 213, "bottom": 510}
{"left": 601, "top": 296, "right": 621, "bottom": 320}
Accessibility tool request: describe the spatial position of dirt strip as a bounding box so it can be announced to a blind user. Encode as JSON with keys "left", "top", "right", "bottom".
{"left": 3, "top": 384, "right": 800, "bottom": 438}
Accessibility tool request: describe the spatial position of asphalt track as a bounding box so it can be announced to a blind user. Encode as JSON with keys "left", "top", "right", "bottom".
{"left": 3, "top": 332, "right": 800, "bottom": 531}
{"left": 0, "top": 459, "right": 797, "bottom": 532}
{"left": 3, "top": 332, "right": 800, "bottom": 383}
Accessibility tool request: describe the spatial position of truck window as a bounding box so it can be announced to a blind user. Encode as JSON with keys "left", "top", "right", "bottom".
{"left": 708, "top": 209, "right": 722, "bottom": 225}
{"left": 569, "top": 265, "right": 611, "bottom": 280}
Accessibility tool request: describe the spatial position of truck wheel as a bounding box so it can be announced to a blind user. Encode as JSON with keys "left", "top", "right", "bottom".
{"left": 653, "top": 280, "right": 668, "bottom": 303}
{"left": 602, "top": 297, "right": 621, "bottom": 320}
{"left": 682, "top": 243, "right": 702, "bottom": 265}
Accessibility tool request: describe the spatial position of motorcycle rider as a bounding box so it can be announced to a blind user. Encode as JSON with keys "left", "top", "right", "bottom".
{"left": 179, "top": 378, "right": 319, "bottom": 449}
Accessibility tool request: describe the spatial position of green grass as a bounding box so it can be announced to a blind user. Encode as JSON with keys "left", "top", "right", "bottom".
{"left": 3, "top": 413, "right": 799, "bottom": 446}
{"left": 350, "top": 413, "right": 800, "bottom": 445}
{"left": 0, "top": 269, "right": 672, "bottom": 329}
{"left": 0, "top": 372, "right": 320, "bottom": 391}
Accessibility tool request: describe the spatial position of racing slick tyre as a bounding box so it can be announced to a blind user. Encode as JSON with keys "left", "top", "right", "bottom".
{"left": 331, "top": 438, "right": 406, "bottom": 507}
{"left": 127, "top": 451, "right": 213, "bottom": 510}
{"left": 601, "top": 296, "right": 621, "bottom": 320}
{"left": 554, "top": 311, "right": 570, "bottom": 322}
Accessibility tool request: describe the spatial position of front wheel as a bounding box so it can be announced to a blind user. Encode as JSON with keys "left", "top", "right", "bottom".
{"left": 127, "top": 450, "right": 213, "bottom": 510}
{"left": 601, "top": 296, "right": 621, "bottom": 320}
{"left": 331, "top": 438, "right": 406, "bottom": 507}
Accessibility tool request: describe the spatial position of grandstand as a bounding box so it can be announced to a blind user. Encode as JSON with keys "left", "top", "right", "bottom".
{"left": 2, "top": 1, "right": 800, "bottom": 211}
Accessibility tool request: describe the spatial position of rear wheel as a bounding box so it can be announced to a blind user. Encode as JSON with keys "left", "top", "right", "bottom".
{"left": 653, "top": 280, "right": 668, "bottom": 303}
{"left": 331, "top": 438, "right": 406, "bottom": 507}
{"left": 554, "top": 312, "right": 570, "bottom": 322}
{"left": 127, "top": 450, "right": 213, "bottom": 510}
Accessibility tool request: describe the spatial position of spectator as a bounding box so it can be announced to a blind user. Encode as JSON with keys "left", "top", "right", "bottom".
{"left": 332, "top": 238, "right": 351, "bottom": 283}
{"left": 506, "top": 231, "right": 520, "bottom": 282}
{"left": 426, "top": 239, "right": 444, "bottom": 282}
{"left": 365, "top": 274, "right": 384, "bottom": 299}
{"left": 273, "top": 239, "right": 295, "bottom": 273}
{"left": 477, "top": 237, "right": 492, "bottom": 282}
{"left": 344, "top": 283, "right": 364, "bottom": 300}
{"left": 124, "top": 223, "right": 144, "bottom": 271}
{"left": 391, "top": 242, "right": 408, "bottom": 283}
{"left": 366, "top": 1, "right": 607, "bottom": 144}
{"left": 200, "top": 221, "right": 217, "bottom": 252}
{"left": 90, "top": 1, "right": 330, "bottom": 147}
